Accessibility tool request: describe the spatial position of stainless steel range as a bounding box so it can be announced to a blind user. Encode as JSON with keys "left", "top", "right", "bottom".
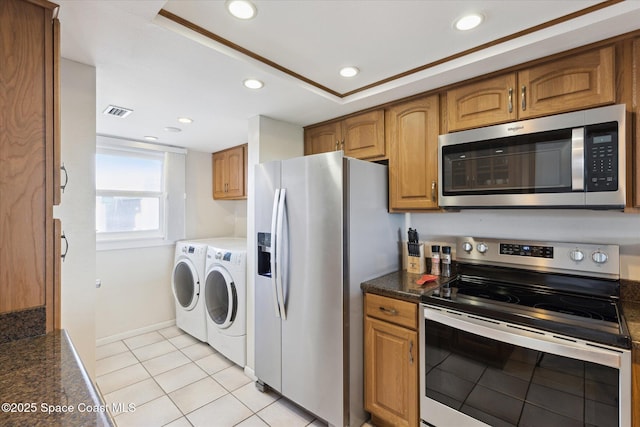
{"left": 419, "top": 237, "right": 631, "bottom": 427}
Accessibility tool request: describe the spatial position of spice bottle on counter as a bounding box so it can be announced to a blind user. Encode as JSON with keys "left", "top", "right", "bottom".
{"left": 441, "top": 246, "right": 452, "bottom": 277}
{"left": 430, "top": 245, "right": 441, "bottom": 276}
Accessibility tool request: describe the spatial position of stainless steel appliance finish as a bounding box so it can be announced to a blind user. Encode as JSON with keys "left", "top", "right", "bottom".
{"left": 438, "top": 104, "right": 626, "bottom": 208}
{"left": 419, "top": 237, "right": 631, "bottom": 427}
{"left": 254, "top": 151, "right": 402, "bottom": 427}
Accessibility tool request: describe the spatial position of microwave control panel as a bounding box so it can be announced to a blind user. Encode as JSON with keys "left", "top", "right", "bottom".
{"left": 585, "top": 122, "right": 617, "bottom": 192}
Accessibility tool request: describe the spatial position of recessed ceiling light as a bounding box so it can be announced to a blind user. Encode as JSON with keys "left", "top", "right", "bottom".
{"left": 164, "top": 126, "right": 182, "bottom": 133}
{"left": 455, "top": 13, "right": 483, "bottom": 31}
{"left": 177, "top": 117, "right": 193, "bottom": 124}
{"left": 144, "top": 136, "right": 158, "bottom": 141}
{"left": 339, "top": 66, "right": 360, "bottom": 78}
{"left": 226, "top": 0, "right": 257, "bottom": 20}
{"left": 243, "top": 79, "right": 264, "bottom": 89}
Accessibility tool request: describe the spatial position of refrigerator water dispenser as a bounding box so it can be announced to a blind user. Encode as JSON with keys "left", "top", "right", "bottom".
{"left": 257, "top": 232, "right": 271, "bottom": 277}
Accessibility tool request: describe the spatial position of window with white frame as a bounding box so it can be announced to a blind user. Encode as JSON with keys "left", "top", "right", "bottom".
{"left": 96, "top": 136, "right": 186, "bottom": 250}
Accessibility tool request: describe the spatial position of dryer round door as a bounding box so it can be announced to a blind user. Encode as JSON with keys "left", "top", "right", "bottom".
{"left": 205, "top": 266, "right": 237, "bottom": 329}
{"left": 172, "top": 258, "right": 200, "bottom": 311}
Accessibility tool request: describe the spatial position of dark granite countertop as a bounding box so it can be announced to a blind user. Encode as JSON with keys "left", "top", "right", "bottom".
{"left": 0, "top": 330, "right": 113, "bottom": 427}
{"left": 361, "top": 270, "right": 454, "bottom": 303}
{"left": 362, "top": 271, "right": 640, "bottom": 351}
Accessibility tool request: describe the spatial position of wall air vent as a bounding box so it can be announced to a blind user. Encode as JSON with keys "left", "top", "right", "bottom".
{"left": 103, "top": 105, "right": 133, "bottom": 118}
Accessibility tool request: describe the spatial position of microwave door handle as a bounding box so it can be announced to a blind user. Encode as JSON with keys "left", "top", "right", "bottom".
{"left": 270, "top": 189, "right": 282, "bottom": 318}
{"left": 571, "top": 128, "right": 585, "bottom": 191}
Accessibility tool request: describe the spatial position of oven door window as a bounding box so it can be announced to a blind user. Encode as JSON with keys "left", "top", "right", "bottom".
{"left": 425, "top": 319, "right": 619, "bottom": 427}
{"left": 442, "top": 129, "right": 573, "bottom": 195}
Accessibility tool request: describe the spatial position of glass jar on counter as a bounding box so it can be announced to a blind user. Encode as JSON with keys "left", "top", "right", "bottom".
{"left": 430, "top": 245, "right": 440, "bottom": 276}
{"left": 441, "top": 246, "right": 452, "bottom": 277}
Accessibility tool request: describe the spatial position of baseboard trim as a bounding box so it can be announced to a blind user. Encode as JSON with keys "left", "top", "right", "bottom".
{"left": 96, "top": 319, "right": 176, "bottom": 346}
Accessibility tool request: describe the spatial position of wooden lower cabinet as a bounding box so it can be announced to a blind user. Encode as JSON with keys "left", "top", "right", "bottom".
{"left": 364, "top": 293, "right": 418, "bottom": 427}
{"left": 633, "top": 348, "right": 639, "bottom": 427}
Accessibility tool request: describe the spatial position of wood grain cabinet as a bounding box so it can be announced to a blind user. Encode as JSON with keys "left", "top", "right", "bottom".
{"left": 364, "top": 293, "right": 418, "bottom": 427}
{"left": 387, "top": 95, "right": 440, "bottom": 211}
{"left": 304, "top": 110, "right": 386, "bottom": 160}
{"left": 0, "top": 0, "right": 60, "bottom": 332}
{"left": 634, "top": 348, "right": 639, "bottom": 427}
{"left": 633, "top": 38, "right": 640, "bottom": 208}
{"left": 446, "top": 46, "right": 615, "bottom": 131}
{"left": 212, "top": 144, "right": 247, "bottom": 200}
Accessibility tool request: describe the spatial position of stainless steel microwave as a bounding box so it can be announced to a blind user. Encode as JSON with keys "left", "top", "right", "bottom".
{"left": 438, "top": 104, "right": 626, "bottom": 209}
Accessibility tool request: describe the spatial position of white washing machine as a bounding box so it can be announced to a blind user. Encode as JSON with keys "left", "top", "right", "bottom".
{"left": 172, "top": 238, "right": 236, "bottom": 341}
{"left": 204, "top": 239, "right": 247, "bottom": 367}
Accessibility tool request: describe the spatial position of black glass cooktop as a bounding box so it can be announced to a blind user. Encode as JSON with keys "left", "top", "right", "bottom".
{"left": 422, "top": 264, "right": 631, "bottom": 349}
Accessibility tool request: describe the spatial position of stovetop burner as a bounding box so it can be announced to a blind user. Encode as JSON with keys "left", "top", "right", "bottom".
{"left": 422, "top": 263, "right": 631, "bottom": 349}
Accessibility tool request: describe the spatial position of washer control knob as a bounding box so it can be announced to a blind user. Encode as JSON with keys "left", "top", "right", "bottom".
{"left": 215, "top": 251, "right": 223, "bottom": 260}
{"left": 462, "top": 242, "right": 473, "bottom": 253}
{"left": 569, "top": 249, "right": 585, "bottom": 262}
{"left": 477, "top": 243, "right": 489, "bottom": 254}
{"left": 592, "top": 250, "right": 608, "bottom": 264}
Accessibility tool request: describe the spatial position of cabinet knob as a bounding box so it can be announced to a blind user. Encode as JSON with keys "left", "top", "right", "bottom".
{"left": 61, "top": 232, "right": 69, "bottom": 262}
{"left": 60, "top": 164, "right": 69, "bottom": 193}
{"left": 378, "top": 306, "right": 398, "bottom": 316}
{"left": 431, "top": 181, "right": 437, "bottom": 202}
{"left": 508, "top": 87, "right": 513, "bottom": 113}
{"left": 521, "top": 85, "right": 527, "bottom": 111}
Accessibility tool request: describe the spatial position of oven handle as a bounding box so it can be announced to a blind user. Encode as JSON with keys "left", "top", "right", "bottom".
{"left": 423, "top": 306, "right": 625, "bottom": 369}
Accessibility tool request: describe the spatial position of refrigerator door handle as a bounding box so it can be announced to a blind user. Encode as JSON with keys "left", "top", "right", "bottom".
{"left": 275, "top": 188, "right": 287, "bottom": 320}
{"left": 270, "top": 189, "right": 282, "bottom": 318}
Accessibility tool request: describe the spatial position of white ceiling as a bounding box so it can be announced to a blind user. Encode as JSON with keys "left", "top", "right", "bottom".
{"left": 56, "top": 0, "right": 640, "bottom": 153}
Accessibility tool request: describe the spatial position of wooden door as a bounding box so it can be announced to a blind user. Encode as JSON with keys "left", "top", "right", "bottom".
{"left": 446, "top": 73, "right": 517, "bottom": 131}
{"left": 212, "top": 151, "right": 228, "bottom": 199}
{"left": 0, "top": 0, "right": 56, "bottom": 314}
{"left": 518, "top": 46, "right": 615, "bottom": 119}
{"left": 365, "top": 316, "right": 418, "bottom": 427}
{"left": 304, "top": 121, "right": 341, "bottom": 155}
{"left": 225, "top": 144, "right": 246, "bottom": 199}
{"left": 387, "top": 95, "right": 440, "bottom": 211}
{"left": 342, "top": 110, "right": 386, "bottom": 160}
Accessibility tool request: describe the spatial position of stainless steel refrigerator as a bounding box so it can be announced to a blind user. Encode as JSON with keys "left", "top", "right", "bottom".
{"left": 255, "top": 151, "right": 403, "bottom": 427}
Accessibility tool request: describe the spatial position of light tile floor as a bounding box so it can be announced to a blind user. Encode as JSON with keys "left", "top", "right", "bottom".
{"left": 96, "top": 326, "right": 329, "bottom": 427}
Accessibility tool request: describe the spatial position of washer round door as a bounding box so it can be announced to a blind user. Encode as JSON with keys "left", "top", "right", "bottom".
{"left": 205, "top": 266, "right": 237, "bottom": 329}
{"left": 172, "top": 258, "right": 199, "bottom": 311}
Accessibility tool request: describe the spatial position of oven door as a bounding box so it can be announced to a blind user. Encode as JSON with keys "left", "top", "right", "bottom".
{"left": 419, "top": 304, "right": 631, "bottom": 427}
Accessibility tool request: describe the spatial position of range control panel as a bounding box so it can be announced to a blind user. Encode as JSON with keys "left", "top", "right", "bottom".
{"left": 457, "top": 237, "right": 620, "bottom": 279}
{"left": 500, "top": 244, "right": 553, "bottom": 258}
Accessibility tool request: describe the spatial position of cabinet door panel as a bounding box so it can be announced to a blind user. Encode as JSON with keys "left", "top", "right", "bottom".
{"left": 212, "top": 152, "right": 227, "bottom": 199}
{"left": 388, "top": 95, "right": 440, "bottom": 211}
{"left": 446, "top": 73, "right": 517, "bottom": 131}
{"left": 365, "top": 316, "right": 418, "bottom": 427}
{"left": 342, "top": 110, "right": 386, "bottom": 160}
{"left": 304, "top": 122, "right": 340, "bottom": 155}
{"left": 225, "top": 145, "right": 245, "bottom": 198}
{"left": 518, "top": 46, "right": 614, "bottom": 119}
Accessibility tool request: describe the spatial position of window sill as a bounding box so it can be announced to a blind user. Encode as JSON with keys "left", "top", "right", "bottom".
{"left": 97, "top": 238, "right": 176, "bottom": 252}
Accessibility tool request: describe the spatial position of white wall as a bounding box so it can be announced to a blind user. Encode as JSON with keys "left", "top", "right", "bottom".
{"left": 95, "top": 150, "right": 245, "bottom": 340}
{"left": 409, "top": 209, "right": 640, "bottom": 279}
{"left": 185, "top": 150, "right": 247, "bottom": 239}
{"left": 55, "top": 59, "right": 97, "bottom": 377}
{"left": 246, "top": 116, "right": 304, "bottom": 372}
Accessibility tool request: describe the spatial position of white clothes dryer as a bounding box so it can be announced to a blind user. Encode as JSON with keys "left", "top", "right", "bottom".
{"left": 204, "top": 239, "right": 247, "bottom": 367}
{"left": 172, "top": 238, "right": 236, "bottom": 341}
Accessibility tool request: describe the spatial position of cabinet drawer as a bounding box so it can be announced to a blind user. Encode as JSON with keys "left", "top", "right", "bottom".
{"left": 365, "top": 293, "right": 417, "bottom": 330}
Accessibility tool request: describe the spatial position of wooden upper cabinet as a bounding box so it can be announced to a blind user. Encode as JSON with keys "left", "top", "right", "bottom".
{"left": 519, "top": 46, "right": 615, "bottom": 119}
{"left": 304, "top": 121, "right": 340, "bottom": 155}
{"left": 304, "top": 109, "right": 386, "bottom": 160}
{"left": 342, "top": 110, "right": 386, "bottom": 160}
{"left": 446, "top": 46, "right": 615, "bottom": 131}
{"left": 446, "top": 73, "right": 517, "bottom": 132}
{"left": 387, "top": 95, "right": 440, "bottom": 211}
{"left": 212, "top": 144, "right": 247, "bottom": 200}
